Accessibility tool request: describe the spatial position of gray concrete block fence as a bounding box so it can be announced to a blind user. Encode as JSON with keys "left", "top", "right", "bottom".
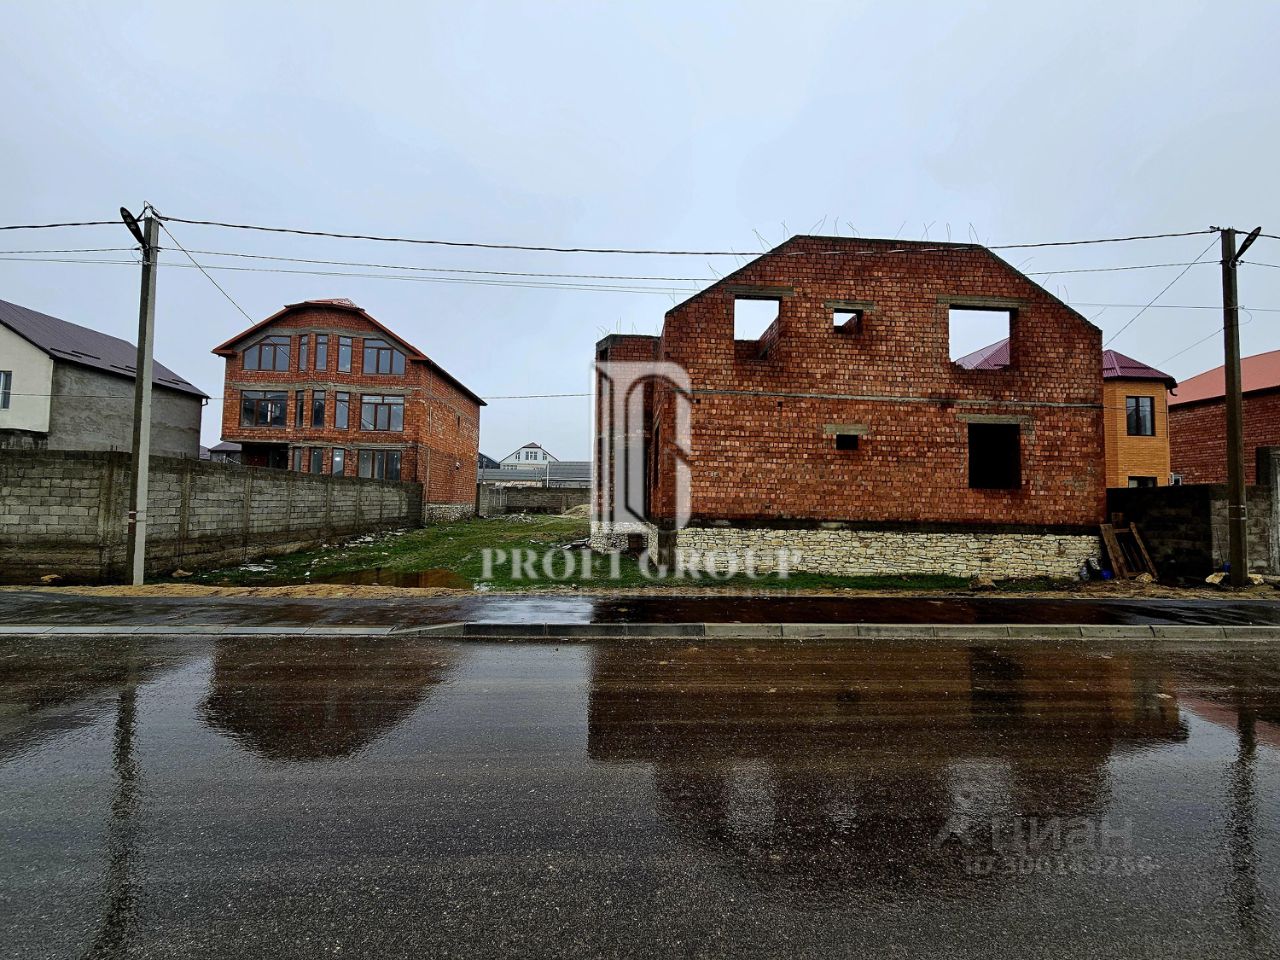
{"left": 0, "top": 450, "right": 422, "bottom": 582}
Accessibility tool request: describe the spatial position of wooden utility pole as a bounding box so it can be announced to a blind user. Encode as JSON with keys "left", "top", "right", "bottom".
{"left": 122, "top": 208, "right": 159, "bottom": 586}
{"left": 1220, "top": 226, "right": 1261, "bottom": 588}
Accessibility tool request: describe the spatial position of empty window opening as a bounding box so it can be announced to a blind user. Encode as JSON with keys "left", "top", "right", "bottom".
{"left": 833, "top": 309, "right": 862, "bottom": 334}
{"left": 968, "top": 423, "right": 1021, "bottom": 490}
{"left": 1127, "top": 476, "right": 1158, "bottom": 488}
{"left": 949, "top": 307, "right": 1014, "bottom": 364}
{"left": 734, "top": 298, "right": 779, "bottom": 340}
{"left": 835, "top": 433, "right": 859, "bottom": 451}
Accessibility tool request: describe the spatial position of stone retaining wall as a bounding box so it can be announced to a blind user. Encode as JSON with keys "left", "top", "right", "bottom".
{"left": 658, "top": 526, "right": 1098, "bottom": 579}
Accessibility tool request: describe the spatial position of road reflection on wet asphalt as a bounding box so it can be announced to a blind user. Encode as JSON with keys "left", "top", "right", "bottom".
{"left": 1, "top": 635, "right": 1278, "bottom": 958}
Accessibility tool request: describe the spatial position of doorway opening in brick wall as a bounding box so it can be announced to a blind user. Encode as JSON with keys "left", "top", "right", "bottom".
{"left": 734, "top": 297, "right": 779, "bottom": 341}
{"left": 948, "top": 306, "right": 1013, "bottom": 363}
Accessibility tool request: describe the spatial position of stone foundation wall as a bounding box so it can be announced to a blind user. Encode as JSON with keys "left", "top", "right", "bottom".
{"left": 424, "top": 501, "right": 476, "bottom": 523}
{"left": 625, "top": 524, "right": 1099, "bottom": 579}
{"left": 589, "top": 520, "right": 649, "bottom": 552}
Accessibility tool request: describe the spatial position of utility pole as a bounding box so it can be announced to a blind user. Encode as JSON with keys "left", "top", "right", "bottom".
{"left": 1220, "top": 225, "right": 1261, "bottom": 588}
{"left": 122, "top": 207, "right": 159, "bottom": 586}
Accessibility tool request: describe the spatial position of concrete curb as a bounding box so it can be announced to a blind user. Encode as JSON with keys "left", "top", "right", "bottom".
{"left": 1, "top": 622, "right": 1277, "bottom": 640}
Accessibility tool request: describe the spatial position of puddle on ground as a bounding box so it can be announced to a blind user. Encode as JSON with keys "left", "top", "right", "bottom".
{"left": 312, "top": 566, "right": 472, "bottom": 589}
{"left": 1, "top": 638, "right": 1279, "bottom": 956}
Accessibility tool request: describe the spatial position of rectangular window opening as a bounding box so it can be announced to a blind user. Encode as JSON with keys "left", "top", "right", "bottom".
{"left": 833, "top": 309, "right": 863, "bottom": 334}
{"left": 312, "top": 390, "right": 326, "bottom": 428}
{"left": 241, "top": 390, "right": 287, "bottom": 428}
{"left": 315, "top": 335, "right": 328, "bottom": 371}
{"left": 338, "top": 336, "right": 353, "bottom": 373}
{"left": 335, "top": 392, "right": 349, "bottom": 430}
{"left": 295, "top": 390, "right": 305, "bottom": 428}
{"left": 949, "top": 307, "right": 1013, "bottom": 364}
{"left": 0, "top": 370, "right": 11, "bottom": 409}
{"left": 332, "top": 448, "right": 346, "bottom": 475}
{"left": 734, "top": 298, "right": 779, "bottom": 341}
{"left": 309, "top": 447, "right": 323, "bottom": 473}
{"left": 356, "top": 449, "right": 401, "bottom": 480}
{"left": 1126, "top": 396, "right": 1155, "bottom": 436}
{"left": 360, "top": 395, "right": 404, "bottom": 432}
{"left": 968, "top": 422, "right": 1021, "bottom": 490}
{"left": 298, "top": 336, "right": 309, "bottom": 372}
{"left": 1127, "top": 476, "right": 1158, "bottom": 488}
{"left": 835, "top": 433, "right": 859, "bottom": 451}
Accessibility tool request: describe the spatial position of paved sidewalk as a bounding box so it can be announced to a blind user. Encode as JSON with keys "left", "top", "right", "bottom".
{"left": 2, "top": 589, "right": 1280, "bottom": 640}
{"left": 4, "top": 590, "right": 1280, "bottom": 629}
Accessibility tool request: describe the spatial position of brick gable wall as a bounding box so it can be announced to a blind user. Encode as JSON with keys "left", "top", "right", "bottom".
{"left": 636, "top": 237, "right": 1104, "bottom": 529}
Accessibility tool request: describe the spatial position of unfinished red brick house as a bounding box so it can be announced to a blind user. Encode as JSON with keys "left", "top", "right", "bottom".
{"left": 593, "top": 236, "right": 1106, "bottom": 578}
{"left": 213, "top": 298, "right": 483, "bottom": 519}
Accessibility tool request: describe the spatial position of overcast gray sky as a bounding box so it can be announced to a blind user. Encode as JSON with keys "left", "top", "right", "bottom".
{"left": 2, "top": 0, "right": 1278, "bottom": 459}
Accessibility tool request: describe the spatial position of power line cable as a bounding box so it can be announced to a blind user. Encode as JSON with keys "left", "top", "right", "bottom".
{"left": 0, "top": 220, "right": 117, "bottom": 231}
{"left": 151, "top": 212, "right": 1215, "bottom": 256}
{"left": 0, "top": 245, "right": 1220, "bottom": 283}
{"left": 0, "top": 255, "right": 698, "bottom": 295}
{"left": 0, "top": 246, "right": 135, "bottom": 255}
{"left": 1102, "top": 236, "right": 1220, "bottom": 346}
{"left": 154, "top": 219, "right": 256, "bottom": 323}
{"left": 8, "top": 254, "right": 1280, "bottom": 314}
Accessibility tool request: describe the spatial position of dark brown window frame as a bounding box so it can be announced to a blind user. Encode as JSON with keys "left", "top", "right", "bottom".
{"left": 358, "top": 448, "right": 402, "bottom": 480}
{"left": 1126, "top": 395, "right": 1156, "bottom": 436}
{"left": 362, "top": 337, "right": 407, "bottom": 375}
{"left": 243, "top": 335, "right": 291, "bottom": 372}
{"left": 241, "top": 390, "right": 288, "bottom": 428}
{"left": 360, "top": 394, "right": 404, "bottom": 432}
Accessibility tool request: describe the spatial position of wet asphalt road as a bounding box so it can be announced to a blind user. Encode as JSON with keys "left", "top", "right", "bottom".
{"left": 1, "top": 635, "right": 1279, "bottom": 958}
{"left": 4, "top": 590, "right": 1280, "bottom": 626}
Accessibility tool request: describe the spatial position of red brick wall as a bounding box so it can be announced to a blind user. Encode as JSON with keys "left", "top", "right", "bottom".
{"left": 1169, "top": 388, "right": 1280, "bottom": 484}
{"left": 602, "top": 237, "right": 1105, "bottom": 529}
{"left": 594, "top": 334, "right": 659, "bottom": 516}
{"left": 217, "top": 304, "right": 480, "bottom": 504}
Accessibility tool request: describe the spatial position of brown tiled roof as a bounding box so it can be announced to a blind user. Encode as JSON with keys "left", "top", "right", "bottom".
{"left": 0, "top": 297, "right": 207, "bottom": 398}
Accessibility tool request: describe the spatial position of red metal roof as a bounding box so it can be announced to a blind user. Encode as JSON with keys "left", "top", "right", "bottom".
{"left": 955, "top": 338, "right": 1175, "bottom": 387}
{"left": 953, "top": 339, "right": 1010, "bottom": 369}
{"left": 1169, "top": 348, "right": 1280, "bottom": 407}
{"left": 1101, "top": 348, "right": 1176, "bottom": 387}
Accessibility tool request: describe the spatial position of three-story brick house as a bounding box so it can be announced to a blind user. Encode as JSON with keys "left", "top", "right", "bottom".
{"left": 213, "top": 298, "right": 483, "bottom": 518}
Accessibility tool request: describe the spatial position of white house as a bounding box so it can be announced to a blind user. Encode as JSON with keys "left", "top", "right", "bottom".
{"left": 0, "top": 298, "right": 206, "bottom": 455}
{"left": 499, "top": 442, "right": 558, "bottom": 469}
